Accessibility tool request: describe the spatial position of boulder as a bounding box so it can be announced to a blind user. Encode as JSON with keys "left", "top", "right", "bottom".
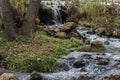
{"left": 97, "top": 59, "right": 109, "bottom": 65}
{"left": 29, "top": 71, "right": 42, "bottom": 80}
{"left": 95, "top": 27, "right": 105, "bottom": 36}
{"left": 91, "top": 41, "right": 103, "bottom": 47}
{"left": 58, "top": 62, "right": 70, "bottom": 71}
{"left": 56, "top": 32, "right": 66, "bottom": 38}
{"left": 73, "top": 60, "right": 86, "bottom": 68}
{"left": 69, "top": 32, "right": 79, "bottom": 39}
{"left": 82, "top": 54, "right": 91, "bottom": 59}
{"left": 104, "top": 41, "right": 110, "bottom": 45}
{"left": 0, "top": 73, "right": 19, "bottom": 80}
{"left": 61, "top": 22, "right": 77, "bottom": 32}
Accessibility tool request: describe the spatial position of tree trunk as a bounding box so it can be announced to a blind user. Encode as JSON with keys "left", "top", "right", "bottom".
{"left": 21, "top": 0, "right": 41, "bottom": 37}
{"left": 1, "top": 0, "right": 41, "bottom": 41}
{"left": 1, "top": 0, "right": 17, "bottom": 41}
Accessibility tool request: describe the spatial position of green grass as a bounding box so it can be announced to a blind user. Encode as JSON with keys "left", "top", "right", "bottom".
{"left": 7, "top": 52, "right": 58, "bottom": 72}
{"left": 0, "top": 32, "right": 81, "bottom": 72}
{"left": 68, "top": 0, "right": 120, "bottom": 28}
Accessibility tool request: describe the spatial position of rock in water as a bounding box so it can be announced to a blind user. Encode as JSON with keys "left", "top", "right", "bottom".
{"left": 73, "top": 59, "right": 86, "bottom": 68}
{"left": 91, "top": 40, "right": 103, "bottom": 47}
{"left": 104, "top": 41, "right": 110, "bottom": 45}
{"left": 61, "top": 22, "right": 76, "bottom": 32}
{"left": 0, "top": 73, "right": 19, "bottom": 80}
{"left": 97, "top": 59, "right": 109, "bottom": 65}
{"left": 30, "top": 71, "right": 42, "bottom": 80}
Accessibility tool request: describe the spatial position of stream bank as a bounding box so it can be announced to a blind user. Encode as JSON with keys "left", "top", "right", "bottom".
{"left": 0, "top": 0, "right": 120, "bottom": 80}
{"left": 0, "top": 26, "right": 120, "bottom": 80}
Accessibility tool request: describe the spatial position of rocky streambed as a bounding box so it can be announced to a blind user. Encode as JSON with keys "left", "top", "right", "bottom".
{"left": 0, "top": 27, "right": 120, "bottom": 80}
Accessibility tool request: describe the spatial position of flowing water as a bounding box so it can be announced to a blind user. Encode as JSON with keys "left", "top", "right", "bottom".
{"left": 0, "top": 27, "right": 120, "bottom": 80}
{"left": 42, "top": 0, "right": 62, "bottom": 26}
{"left": 51, "top": 5, "right": 62, "bottom": 26}
{"left": 0, "top": 0, "right": 120, "bottom": 80}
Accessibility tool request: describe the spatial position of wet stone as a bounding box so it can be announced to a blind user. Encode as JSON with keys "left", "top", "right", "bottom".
{"left": 104, "top": 41, "right": 110, "bottom": 45}
{"left": 73, "top": 60, "right": 86, "bottom": 68}
{"left": 82, "top": 54, "right": 92, "bottom": 59}
{"left": 91, "top": 40, "right": 103, "bottom": 47}
{"left": 80, "top": 68, "right": 87, "bottom": 72}
{"left": 77, "top": 75, "right": 93, "bottom": 80}
{"left": 29, "top": 71, "right": 42, "bottom": 80}
{"left": 96, "top": 59, "right": 109, "bottom": 65}
{"left": 67, "top": 57, "right": 75, "bottom": 60}
{"left": 58, "top": 62, "right": 70, "bottom": 71}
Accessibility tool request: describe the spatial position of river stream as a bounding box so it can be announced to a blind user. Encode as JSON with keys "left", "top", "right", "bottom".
{"left": 0, "top": 27, "right": 120, "bottom": 80}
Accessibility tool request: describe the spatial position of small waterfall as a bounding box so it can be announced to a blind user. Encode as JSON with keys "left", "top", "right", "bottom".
{"left": 51, "top": 0, "right": 62, "bottom": 26}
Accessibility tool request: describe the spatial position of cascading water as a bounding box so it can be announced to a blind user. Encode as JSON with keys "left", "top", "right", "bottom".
{"left": 41, "top": 0, "right": 64, "bottom": 26}
{"left": 51, "top": 7, "right": 62, "bottom": 26}
{"left": 51, "top": 0, "right": 62, "bottom": 26}
{"left": 0, "top": 1, "right": 120, "bottom": 80}
{"left": 0, "top": 27, "right": 120, "bottom": 80}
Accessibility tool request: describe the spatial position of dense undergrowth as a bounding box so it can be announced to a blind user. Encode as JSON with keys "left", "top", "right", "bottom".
{"left": 67, "top": 1, "right": 120, "bottom": 27}
{"left": 0, "top": 31, "right": 80, "bottom": 72}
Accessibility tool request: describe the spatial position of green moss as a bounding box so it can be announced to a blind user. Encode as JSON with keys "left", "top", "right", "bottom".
{"left": 42, "top": 5, "right": 51, "bottom": 12}
{"left": 77, "top": 45, "right": 105, "bottom": 52}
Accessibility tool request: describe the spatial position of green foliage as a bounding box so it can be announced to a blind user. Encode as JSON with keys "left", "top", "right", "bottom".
{"left": 69, "top": 0, "right": 120, "bottom": 27}
{"left": 0, "top": 33, "right": 80, "bottom": 72}
{"left": 42, "top": 5, "right": 51, "bottom": 12}
{"left": 7, "top": 52, "right": 58, "bottom": 72}
{"left": 80, "top": 1, "right": 107, "bottom": 20}
{"left": 0, "top": 39, "right": 12, "bottom": 52}
{"left": 53, "top": 44, "right": 68, "bottom": 56}
{"left": 35, "top": 33, "right": 80, "bottom": 57}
